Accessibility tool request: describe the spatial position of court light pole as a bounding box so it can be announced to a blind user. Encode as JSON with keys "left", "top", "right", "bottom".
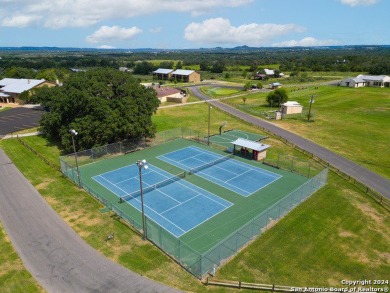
{"left": 137, "top": 159, "right": 148, "bottom": 240}
{"left": 207, "top": 104, "right": 212, "bottom": 146}
{"left": 70, "top": 129, "right": 81, "bottom": 187}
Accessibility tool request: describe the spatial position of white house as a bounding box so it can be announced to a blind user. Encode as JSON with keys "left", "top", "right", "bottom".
{"left": 340, "top": 75, "right": 390, "bottom": 88}
{"left": 264, "top": 69, "right": 275, "bottom": 76}
{"left": 0, "top": 78, "right": 54, "bottom": 103}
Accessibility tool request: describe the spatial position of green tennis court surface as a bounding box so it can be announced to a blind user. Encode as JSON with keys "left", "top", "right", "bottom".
{"left": 209, "top": 129, "right": 267, "bottom": 149}
{"left": 61, "top": 130, "right": 327, "bottom": 278}
{"left": 79, "top": 138, "right": 307, "bottom": 251}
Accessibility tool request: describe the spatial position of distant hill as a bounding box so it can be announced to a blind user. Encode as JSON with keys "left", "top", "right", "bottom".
{"left": 0, "top": 45, "right": 389, "bottom": 54}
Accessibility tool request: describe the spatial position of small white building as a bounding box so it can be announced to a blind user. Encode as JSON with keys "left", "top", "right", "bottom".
{"left": 280, "top": 101, "right": 303, "bottom": 115}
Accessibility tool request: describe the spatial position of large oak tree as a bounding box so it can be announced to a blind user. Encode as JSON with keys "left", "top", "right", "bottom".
{"left": 34, "top": 68, "right": 160, "bottom": 152}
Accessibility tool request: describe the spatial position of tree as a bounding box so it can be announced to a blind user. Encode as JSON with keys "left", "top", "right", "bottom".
{"left": 133, "top": 61, "right": 156, "bottom": 75}
{"left": 175, "top": 61, "right": 183, "bottom": 69}
{"left": 35, "top": 68, "right": 160, "bottom": 152}
{"left": 210, "top": 60, "right": 225, "bottom": 73}
{"left": 244, "top": 81, "right": 252, "bottom": 91}
{"left": 266, "top": 88, "right": 288, "bottom": 107}
{"left": 200, "top": 61, "right": 210, "bottom": 71}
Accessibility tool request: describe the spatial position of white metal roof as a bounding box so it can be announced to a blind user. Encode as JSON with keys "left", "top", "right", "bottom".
{"left": 282, "top": 101, "right": 302, "bottom": 106}
{"left": 356, "top": 74, "right": 390, "bottom": 82}
{"left": 231, "top": 138, "right": 270, "bottom": 152}
{"left": 172, "top": 69, "right": 195, "bottom": 76}
{"left": 264, "top": 69, "right": 275, "bottom": 75}
{"left": 153, "top": 68, "right": 174, "bottom": 74}
{"left": 0, "top": 78, "right": 46, "bottom": 94}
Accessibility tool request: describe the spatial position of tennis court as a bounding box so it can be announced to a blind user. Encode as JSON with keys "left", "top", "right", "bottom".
{"left": 92, "top": 163, "right": 232, "bottom": 237}
{"left": 61, "top": 133, "right": 327, "bottom": 279}
{"left": 209, "top": 129, "right": 267, "bottom": 149}
{"left": 157, "top": 146, "right": 282, "bottom": 197}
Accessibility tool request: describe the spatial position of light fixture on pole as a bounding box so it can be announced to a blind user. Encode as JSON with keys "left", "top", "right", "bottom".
{"left": 137, "top": 159, "right": 148, "bottom": 240}
{"left": 207, "top": 104, "right": 212, "bottom": 146}
{"left": 70, "top": 129, "right": 81, "bottom": 187}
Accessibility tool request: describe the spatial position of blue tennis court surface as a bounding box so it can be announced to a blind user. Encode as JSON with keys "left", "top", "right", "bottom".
{"left": 157, "top": 146, "right": 282, "bottom": 197}
{"left": 92, "top": 164, "right": 232, "bottom": 237}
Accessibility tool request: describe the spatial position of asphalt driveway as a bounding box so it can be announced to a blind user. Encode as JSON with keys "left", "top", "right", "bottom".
{"left": 0, "top": 149, "right": 182, "bottom": 293}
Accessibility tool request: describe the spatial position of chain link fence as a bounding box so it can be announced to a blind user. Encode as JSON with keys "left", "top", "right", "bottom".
{"left": 59, "top": 128, "right": 328, "bottom": 279}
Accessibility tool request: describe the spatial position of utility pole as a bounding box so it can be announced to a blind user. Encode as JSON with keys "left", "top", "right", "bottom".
{"left": 307, "top": 95, "right": 316, "bottom": 122}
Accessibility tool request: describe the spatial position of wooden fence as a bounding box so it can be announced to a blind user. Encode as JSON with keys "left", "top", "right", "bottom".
{"left": 204, "top": 278, "right": 297, "bottom": 292}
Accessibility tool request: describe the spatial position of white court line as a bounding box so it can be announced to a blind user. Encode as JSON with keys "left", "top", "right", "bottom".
{"left": 151, "top": 165, "right": 233, "bottom": 207}
{"left": 93, "top": 164, "right": 136, "bottom": 177}
{"left": 116, "top": 169, "right": 162, "bottom": 186}
{"left": 195, "top": 169, "right": 251, "bottom": 195}
{"left": 93, "top": 175, "right": 134, "bottom": 197}
{"left": 159, "top": 192, "right": 201, "bottom": 214}
{"left": 174, "top": 195, "right": 233, "bottom": 235}
{"left": 159, "top": 146, "right": 282, "bottom": 195}
{"left": 102, "top": 166, "right": 189, "bottom": 235}
{"left": 225, "top": 169, "right": 253, "bottom": 183}
{"left": 227, "top": 130, "right": 250, "bottom": 139}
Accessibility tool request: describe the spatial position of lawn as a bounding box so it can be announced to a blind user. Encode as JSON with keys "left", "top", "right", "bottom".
{"left": 0, "top": 223, "right": 44, "bottom": 293}
{"left": 200, "top": 86, "right": 244, "bottom": 98}
{"left": 221, "top": 86, "right": 390, "bottom": 179}
{"left": 0, "top": 98, "right": 389, "bottom": 291}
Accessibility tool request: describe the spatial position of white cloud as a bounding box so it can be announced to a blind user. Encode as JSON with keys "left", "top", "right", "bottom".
{"left": 0, "top": 0, "right": 253, "bottom": 29}
{"left": 340, "top": 0, "right": 378, "bottom": 6}
{"left": 273, "top": 37, "right": 339, "bottom": 47}
{"left": 1, "top": 15, "right": 41, "bottom": 27}
{"left": 184, "top": 18, "right": 304, "bottom": 46}
{"left": 86, "top": 26, "right": 142, "bottom": 44}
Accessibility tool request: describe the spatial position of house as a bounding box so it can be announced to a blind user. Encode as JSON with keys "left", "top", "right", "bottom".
{"left": 0, "top": 78, "right": 55, "bottom": 104}
{"left": 340, "top": 75, "right": 390, "bottom": 88}
{"left": 254, "top": 72, "right": 267, "bottom": 80}
{"left": 339, "top": 76, "right": 366, "bottom": 88}
{"left": 270, "top": 82, "right": 282, "bottom": 89}
{"left": 171, "top": 69, "right": 201, "bottom": 83}
{"left": 264, "top": 69, "right": 275, "bottom": 77}
{"left": 152, "top": 68, "right": 174, "bottom": 80}
{"left": 280, "top": 101, "right": 303, "bottom": 115}
{"left": 154, "top": 86, "right": 188, "bottom": 103}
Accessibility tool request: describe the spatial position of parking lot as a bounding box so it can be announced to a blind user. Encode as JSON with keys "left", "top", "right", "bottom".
{"left": 0, "top": 106, "right": 44, "bottom": 136}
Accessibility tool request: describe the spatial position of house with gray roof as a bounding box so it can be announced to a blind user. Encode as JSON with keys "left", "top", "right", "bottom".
{"left": 340, "top": 74, "right": 390, "bottom": 88}
{"left": 152, "top": 68, "right": 201, "bottom": 83}
{"left": 152, "top": 68, "right": 174, "bottom": 80}
{"left": 0, "top": 78, "right": 55, "bottom": 104}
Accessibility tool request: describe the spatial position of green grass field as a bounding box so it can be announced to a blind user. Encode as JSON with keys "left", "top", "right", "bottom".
{"left": 0, "top": 91, "right": 389, "bottom": 291}
{"left": 200, "top": 86, "right": 244, "bottom": 98}
{"left": 222, "top": 86, "right": 390, "bottom": 179}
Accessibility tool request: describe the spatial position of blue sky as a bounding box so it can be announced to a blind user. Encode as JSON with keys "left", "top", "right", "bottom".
{"left": 0, "top": 0, "right": 388, "bottom": 49}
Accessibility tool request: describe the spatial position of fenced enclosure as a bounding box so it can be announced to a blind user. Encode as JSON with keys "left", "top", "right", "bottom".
{"left": 59, "top": 128, "right": 328, "bottom": 279}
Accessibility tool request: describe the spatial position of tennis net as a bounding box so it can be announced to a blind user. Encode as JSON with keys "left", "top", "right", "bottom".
{"left": 120, "top": 171, "right": 186, "bottom": 202}
{"left": 189, "top": 153, "right": 234, "bottom": 175}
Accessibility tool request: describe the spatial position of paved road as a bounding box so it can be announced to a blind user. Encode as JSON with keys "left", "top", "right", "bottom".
{"left": 0, "top": 107, "right": 44, "bottom": 136}
{"left": 0, "top": 149, "right": 182, "bottom": 293}
{"left": 189, "top": 86, "right": 390, "bottom": 200}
